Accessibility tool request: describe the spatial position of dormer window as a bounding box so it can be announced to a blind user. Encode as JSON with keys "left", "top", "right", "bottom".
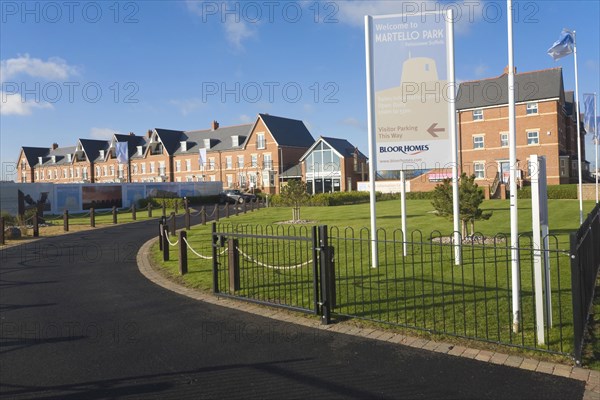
{"left": 66, "top": 154, "right": 72, "bottom": 162}
{"left": 232, "top": 136, "right": 239, "bottom": 147}
{"left": 204, "top": 138, "right": 212, "bottom": 149}
{"left": 51, "top": 156, "right": 56, "bottom": 163}
{"left": 38, "top": 156, "right": 43, "bottom": 165}
{"left": 180, "top": 141, "right": 187, "bottom": 152}
{"left": 99, "top": 150, "right": 105, "bottom": 159}
{"left": 137, "top": 146, "right": 143, "bottom": 156}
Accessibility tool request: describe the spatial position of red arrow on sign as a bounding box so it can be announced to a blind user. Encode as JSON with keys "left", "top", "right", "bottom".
{"left": 427, "top": 123, "right": 445, "bottom": 137}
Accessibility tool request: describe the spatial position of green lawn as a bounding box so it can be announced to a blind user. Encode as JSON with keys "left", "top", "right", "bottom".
{"left": 153, "top": 199, "right": 597, "bottom": 358}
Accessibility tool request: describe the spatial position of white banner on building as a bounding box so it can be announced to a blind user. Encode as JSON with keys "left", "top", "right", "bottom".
{"left": 368, "top": 11, "right": 451, "bottom": 170}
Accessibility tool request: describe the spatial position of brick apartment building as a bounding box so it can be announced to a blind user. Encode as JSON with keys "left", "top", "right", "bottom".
{"left": 17, "top": 114, "right": 345, "bottom": 194}
{"left": 409, "top": 67, "right": 588, "bottom": 192}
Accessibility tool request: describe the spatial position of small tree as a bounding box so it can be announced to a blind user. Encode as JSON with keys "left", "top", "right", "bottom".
{"left": 280, "top": 180, "right": 310, "bottom": 221}
{"left": 431, "top": 173, "right": 492, "bottom": 237}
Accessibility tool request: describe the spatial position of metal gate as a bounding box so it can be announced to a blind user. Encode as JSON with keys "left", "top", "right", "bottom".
{"left": 212, "top": 223, "right": 330, "bottom": 315}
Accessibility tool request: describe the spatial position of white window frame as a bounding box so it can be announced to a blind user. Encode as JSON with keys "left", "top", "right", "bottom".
{"left": 175, "top": 160, "right": 181, "bottom": 172}
{"left": 251, "top": 154, "right": 258, "bottom": 168}
{"left": 500, "top": 132, "right": 508, "bottom": 147}
{"left": 474, "top": 162, "right": 485, "bottom": 179}
{"left": 473, "top": 135, "right": 485, "bottom": 149}
{"left": 237, "top": 155, "right": 244, "bottom": 169}
{"left": 526, "top": 102, "right": 538, "bottom": 115}
{"left": 256, "top": 132, "right": 266, "bottom": 149}
{"left": 473, "top": 109, "right": 483, "bottom": 121}
{"left": 225, "top": 156, "right": 233, "bottom": 169}
{"left": 185, "top": 159, "right": 191, "bottom": 172}
{"left": 527, "top": 131, "right": 539, "bottom": 145}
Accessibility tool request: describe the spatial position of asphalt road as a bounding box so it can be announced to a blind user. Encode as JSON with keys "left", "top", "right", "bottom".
{"left": 0, "top": 216, "right": 586, "bottom": 399}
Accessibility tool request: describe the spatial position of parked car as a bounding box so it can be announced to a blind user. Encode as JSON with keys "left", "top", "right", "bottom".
{"left": 219, "top": 190, "right": 257, "bottom": 204}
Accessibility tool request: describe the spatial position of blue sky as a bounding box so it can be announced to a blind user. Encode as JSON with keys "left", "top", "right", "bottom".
{"left": 1, "top": 0, "right": 599, "bottom": 180}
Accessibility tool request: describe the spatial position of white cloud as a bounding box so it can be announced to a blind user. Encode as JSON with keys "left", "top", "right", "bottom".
{"left": 170, "top": 98, "right": 205, "bottom": 116}
{"left": 223, "top": 20, "right": 257, "bottom": 50}
{"left": 239, "top": 114, "right": 253, "bottom": 123}
{"left": 0, "top": 91, "right": 53, "bottom": 116}
{"left": 474, "top": 63, "right": 489, "bottom": 77}
{"left": 185, "top": 1, "right": 257, "bottom": 51}
{"left": 341, "top": 117, "right": 366, "bottom": 131}
{"left": 90, "top": 127, "right": 122, "bottom": 140}
{"left": 0, "top": 54, "right": 78, "bottom": 82}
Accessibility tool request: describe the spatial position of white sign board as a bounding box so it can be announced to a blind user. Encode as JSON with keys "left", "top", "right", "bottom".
{"left": 368, "top": 12, "right": 451, "bottom": 170}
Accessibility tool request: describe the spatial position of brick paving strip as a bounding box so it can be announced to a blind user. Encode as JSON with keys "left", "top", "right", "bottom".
{"left": 137, "top": 238, "right": 600, "bottom": 399}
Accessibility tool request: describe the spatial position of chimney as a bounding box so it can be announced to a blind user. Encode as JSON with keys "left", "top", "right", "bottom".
{"left": 147, "top": 129, "right": 153, "bottom": 138}
{"left": 503, "top": 65, "right": 517, "bottom": 75}
{"left": 129, "top": 132, "right": 135, "bottom": 136}
{"left": 51, "top": 143, "right": 59, "bottom": 150}
{"left": 212, "top": 120, "right": 219, "bottom": 131}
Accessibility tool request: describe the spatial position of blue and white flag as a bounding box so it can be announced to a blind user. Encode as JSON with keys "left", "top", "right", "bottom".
{"left": 583, "top": 93, "right": 597, "bottom": 136}
{"left": 547, "top": 29, "right": 575, "bottom": 60}
{"left": 116, "top": 142, "right": 129, "bottom": 164}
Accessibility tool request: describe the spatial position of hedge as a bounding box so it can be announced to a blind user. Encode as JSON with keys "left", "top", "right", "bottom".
{"left": 516, "top": 184, "right": 578, "bottom": 199}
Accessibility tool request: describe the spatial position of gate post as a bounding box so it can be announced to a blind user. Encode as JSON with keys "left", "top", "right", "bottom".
{"left": 312, "top": 226, "right": 319, "bottom": 314}
{"left": 228, "top": 238, "right": 240, "bottom": 292}
{"left": 318, "top": 225, "right": 332, "bottom": 325}
{"left": 570, "top": 232, "right": 584, "bottom": 365}
{"left": 212, "top": 223, "right": 219, "bottom": 293}
{"left": 90, "top": 208, "right": 95, "bottom": 227}
{"left": 179, "top": 231, "right": 188, "bottom": 275}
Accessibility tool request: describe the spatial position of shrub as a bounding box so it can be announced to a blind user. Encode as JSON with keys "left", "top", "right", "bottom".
{"left": 1, "top": 211, "right": 18, "bottom": 226}
{"left": 517, "top": 184, "right": 577, "bottom": 199}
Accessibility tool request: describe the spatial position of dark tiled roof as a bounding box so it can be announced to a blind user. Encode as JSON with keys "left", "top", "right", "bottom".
{"left": 321, "top": 136, "right": 367, "bottom": 159}
{"left": 79, "top": 139, "right": 110, "bottom": 163}
{"left": 175, "top": 124, "right": 253, "bottom": 155}
{"left": 259, "top": 114, "right": 315, "bottom": 147}
{"left": 456, "top": 68, "right": 564, "bottom": 110}
{"left": 21, "top": 147, "right": 50, "bottom": 167}
{"left": 564, "top": 91, "right": 574, "bottom": 116}
{"left": 48, "top": 146, "right": 76, "bottom": 165}
{"left": 154, "top": 129, "right": 185, "bottom": 155}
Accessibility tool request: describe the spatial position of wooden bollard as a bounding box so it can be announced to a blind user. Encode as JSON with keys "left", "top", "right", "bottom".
{"left": 90, "top": 208, "right": 95, "bottom": 227}
{"left": 175, "top": 201, "right": 179, "bottom": 215}
{"left": 162, "top": 224, "right": 169, "bottom": 261}
{"left": 225, "top": 203, "right": 230, "bottom": 218}
{"left": 201, "top": 207, "right": 206, "bottom": 225}
{"left": 148, "top": 203, "right": 153, "bottom": 218}
{"left": 185, "top": 208, "right": 191, "bottom": 230}
{"left": 162, "top": 203, "right": 166, "bottom": 217}
{"left": 63, "top": 210, "right": 69, "bottom": 232}
{"left": 112, "top": 206, "right": 117, "bottom": 224}
{"left": 32, "top": 213, "right": 39, "bottom": 237}
{"left": 132, "top": 204, "right": 136, "bottom": 221}
{"left": 170, "top": 212, "right": 176, "bottom": 236}
{"left": 179, "top": 231, "right": 188, "bottom": 275}
{"left": 0, "top": 217, "right": 5, "bottom": 245}
{"left": 215, "top": 204, "right": 220, "bottom": 221}
{"left": 243, "top": 201, "right": 247, "bottom": 214}
{"left": 158, "top": 219, "right": 163, "bottom": 251}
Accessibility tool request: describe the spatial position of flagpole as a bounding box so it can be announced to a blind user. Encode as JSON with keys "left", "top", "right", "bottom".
{"left": 573, "top": 31, "right": 584, "bottom": 224}
{"left": 595, "top": 93, "right": 598, "bottom": 204}
{"left": 507, "top": 0, "right": 520, "bottom": 333}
